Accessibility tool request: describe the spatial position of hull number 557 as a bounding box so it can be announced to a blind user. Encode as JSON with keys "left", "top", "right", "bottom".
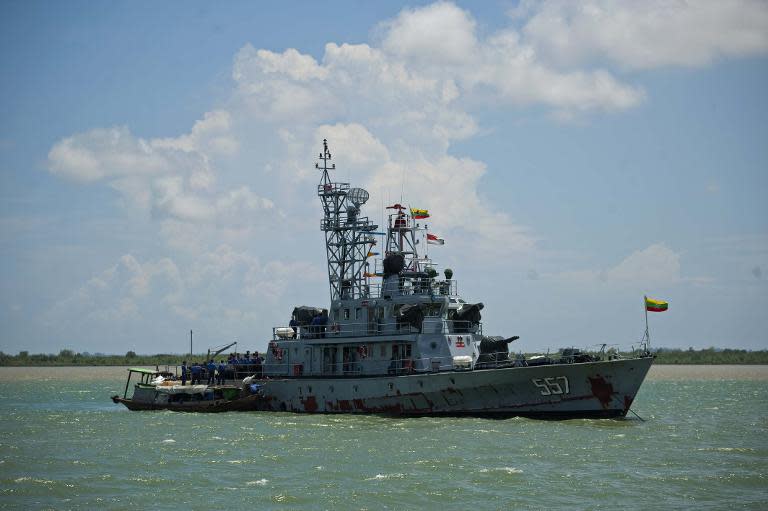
{"left": 531, "top": 376, "right": 570, "bottom": 395}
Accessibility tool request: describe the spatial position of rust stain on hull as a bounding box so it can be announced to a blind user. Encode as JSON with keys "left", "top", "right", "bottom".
{"left": 301, "top": 395, "right": 319, "bottom": 412}
{"left": 588, "top": 376, "right": 615, "bottom": 409}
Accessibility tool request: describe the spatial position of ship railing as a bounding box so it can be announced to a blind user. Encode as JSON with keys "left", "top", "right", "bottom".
{"left": 442, "top": 320, "right": 482, "bottom": 335}
{"left": 400, "top": 278, "right": 457, "bottom": 297}
{"left": 411, "top": 356, "right": 457, "bottom": 373}
{"left": 273, "top": 320, "right": 420, "bottom": 340}
{"left": 272, "top": 318, "right": 481, "bottom": 340}
{"left": 256, "top": 356, "right": 463, "bottom": 378}
{"left": 320, "top": 216, "right": 375, "bottom": 231}
{"left": 367, "top": 279, "right": 458, "bottom": 298}
{"left": 170, "top": 355, "right": 476, "bottom": 380}
{"left": 157, "top": 365, "right": 262, "bottom": 385}
{"left": 317, "top": 182, "right": 350, "bottom": 197}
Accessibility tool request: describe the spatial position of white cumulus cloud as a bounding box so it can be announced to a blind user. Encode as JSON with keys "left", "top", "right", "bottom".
{"left": 520, "top": 0, "right": 768, "bottom": 70}
{"left": 41, "top": 1, "right": 759, "bottom": 351}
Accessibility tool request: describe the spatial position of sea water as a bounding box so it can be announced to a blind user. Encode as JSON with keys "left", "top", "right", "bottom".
{"left": 0, "top": 366, "right": 766, "bottom": 510}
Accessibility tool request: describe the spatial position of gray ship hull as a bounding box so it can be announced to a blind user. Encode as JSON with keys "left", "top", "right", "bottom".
{"left": 256, "top": 357, "right": 653, "bottom": 418}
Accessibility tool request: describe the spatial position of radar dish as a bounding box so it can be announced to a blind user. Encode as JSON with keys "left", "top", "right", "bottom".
{"left": 347, "top": 188, "right": 369, "bottom": 207}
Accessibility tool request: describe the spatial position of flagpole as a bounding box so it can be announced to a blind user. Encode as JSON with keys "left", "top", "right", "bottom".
{"left": 643, "top": 295, "right": 650, "bottom": 351}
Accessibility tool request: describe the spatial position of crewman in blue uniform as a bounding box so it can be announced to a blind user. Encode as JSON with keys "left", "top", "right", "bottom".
{"left": 181, "top": 361, "right": 188, "bottom": 386}
{"left": 207, "top": 360, "right": 216, "bottom": 385}
{"left": 191, "top": 362, "right": 201, "bottom": 384}
{"left": 217, "top": 360, "right": 226, "bottom": 385}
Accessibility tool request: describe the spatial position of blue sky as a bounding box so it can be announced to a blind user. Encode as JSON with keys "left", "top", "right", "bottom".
{"left": 1, "top": 1, "right": 767, "bottom": 355}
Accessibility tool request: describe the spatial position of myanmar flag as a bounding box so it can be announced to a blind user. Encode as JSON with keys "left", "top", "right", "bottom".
{"left": 645, "top": 297, "right": 669, "bottom": 312}
{"left": 410, "top": 208, "right": 430, "bottom": 219}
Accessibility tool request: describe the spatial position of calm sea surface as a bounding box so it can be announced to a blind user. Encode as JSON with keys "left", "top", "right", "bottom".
{"left": 1, "top": 365, "right": 766, "bottom": 510}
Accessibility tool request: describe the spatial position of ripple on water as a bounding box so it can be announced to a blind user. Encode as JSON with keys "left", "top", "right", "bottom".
{"left": 1, "top": 367, "right": 767, "bottom": 510}
{"left": 365, "top": 473, "right": 407, "bottom": 481}
{"left": 478, "top": 467, "right": 524, "bottom": 475}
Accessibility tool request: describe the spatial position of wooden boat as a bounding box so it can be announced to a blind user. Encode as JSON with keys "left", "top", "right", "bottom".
{"left": 111, "top": 368, "right": 267, "bottom": 412}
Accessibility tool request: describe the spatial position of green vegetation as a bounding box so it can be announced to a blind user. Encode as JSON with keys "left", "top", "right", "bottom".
{"left": 1, "top": 347, "right": 767, "bottom": 366}
{"left": 0, "top": 350, "right": 208, "bottom": 367}
{"left": 651, "top": 347, "right": 768, "bottom": 365}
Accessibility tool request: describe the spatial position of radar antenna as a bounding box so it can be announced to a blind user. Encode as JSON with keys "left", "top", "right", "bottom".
{"left": 316, "top": 140, "right": 378, "bottom": 301}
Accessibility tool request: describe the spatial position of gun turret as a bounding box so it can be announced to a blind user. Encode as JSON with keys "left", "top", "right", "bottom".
{"left": 476, "top": 335, "right": 519, "bottom": 366}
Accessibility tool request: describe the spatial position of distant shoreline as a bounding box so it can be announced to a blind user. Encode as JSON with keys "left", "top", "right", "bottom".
{"left": 2, "top": 348, "right": 766, "bottom": 366}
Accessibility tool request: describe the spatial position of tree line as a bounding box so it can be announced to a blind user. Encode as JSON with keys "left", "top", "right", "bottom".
{"left": 650, "top": 347, "right": 768, "bottom": 365}
{"left": 0, "top": 350, "right": 205, "bottom": 367}
{"left": 0, "top": 347, "right": 767, "bottom": 366}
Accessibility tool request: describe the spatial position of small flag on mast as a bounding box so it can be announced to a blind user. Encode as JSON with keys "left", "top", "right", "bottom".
{"left": 427, "top": 233, "right": 444, "bottom": 245}
{"left": 645, "top": 297, "right": 668, "bottom": 312}
{"left": 410, "top": 208, "right": 430, "bottom": 219}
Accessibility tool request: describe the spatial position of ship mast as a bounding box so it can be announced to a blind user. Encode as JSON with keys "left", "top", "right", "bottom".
{"left": 384, "top": 206, "right": 423, "bottom": 272}
{"left": 316, "top": 140, "right": 377, "bottom": 302}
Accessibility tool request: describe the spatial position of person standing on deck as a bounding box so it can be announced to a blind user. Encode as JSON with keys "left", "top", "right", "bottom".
{"left": 207, "top": 360, "right": 216, "bottom": 385}
{"left": 191, "top": 361, "right": 201, "bottom": 385}
{"left": 254, "top": 351, "right": 263, "bottom": 378}
{"left": 181, "top": 361, "right": 188, "bottom": 386}
{"left": 310, "top": 313, "right": 321, "bottom": 339}
{"left": 217, "top": 360, "right": 226, "bottom": 385}
{"left": 320, "top": 310, "right": 329, "bottom": 338}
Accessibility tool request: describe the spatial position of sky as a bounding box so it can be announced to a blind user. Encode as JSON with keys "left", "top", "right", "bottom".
{"left": 1, "top": 0, "right": 767, "bottom": 355}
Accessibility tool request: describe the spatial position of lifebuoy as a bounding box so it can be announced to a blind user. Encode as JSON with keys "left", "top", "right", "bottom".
{"left": 276, "top": 348, "right": 283, "bottom": 361}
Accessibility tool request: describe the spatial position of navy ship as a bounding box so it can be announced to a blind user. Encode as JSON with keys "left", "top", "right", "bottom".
{"left": 253, "top": 140, "right": 653, "bottom": 418}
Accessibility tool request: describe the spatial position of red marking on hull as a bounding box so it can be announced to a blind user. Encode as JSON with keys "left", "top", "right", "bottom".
{"left": 588, "top": 376, "right": 615, "bottom": 409}
{"left": 301, "top": 395, "right": 318, "bottom": 412}
{"left": 353, "top": 398, "right": 365, "bottom": 409}
{"left": 337, "top": 399, "right": 353, "bottom": 411}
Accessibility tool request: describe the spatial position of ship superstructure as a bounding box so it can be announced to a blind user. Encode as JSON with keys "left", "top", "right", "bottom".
{"left": 256, "top": 140, "right": 653, "bottom": 418}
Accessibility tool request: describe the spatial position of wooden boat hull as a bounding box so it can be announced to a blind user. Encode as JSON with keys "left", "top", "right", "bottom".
{"left": 111, "top": 393, "right": 267, "bottom": 413}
